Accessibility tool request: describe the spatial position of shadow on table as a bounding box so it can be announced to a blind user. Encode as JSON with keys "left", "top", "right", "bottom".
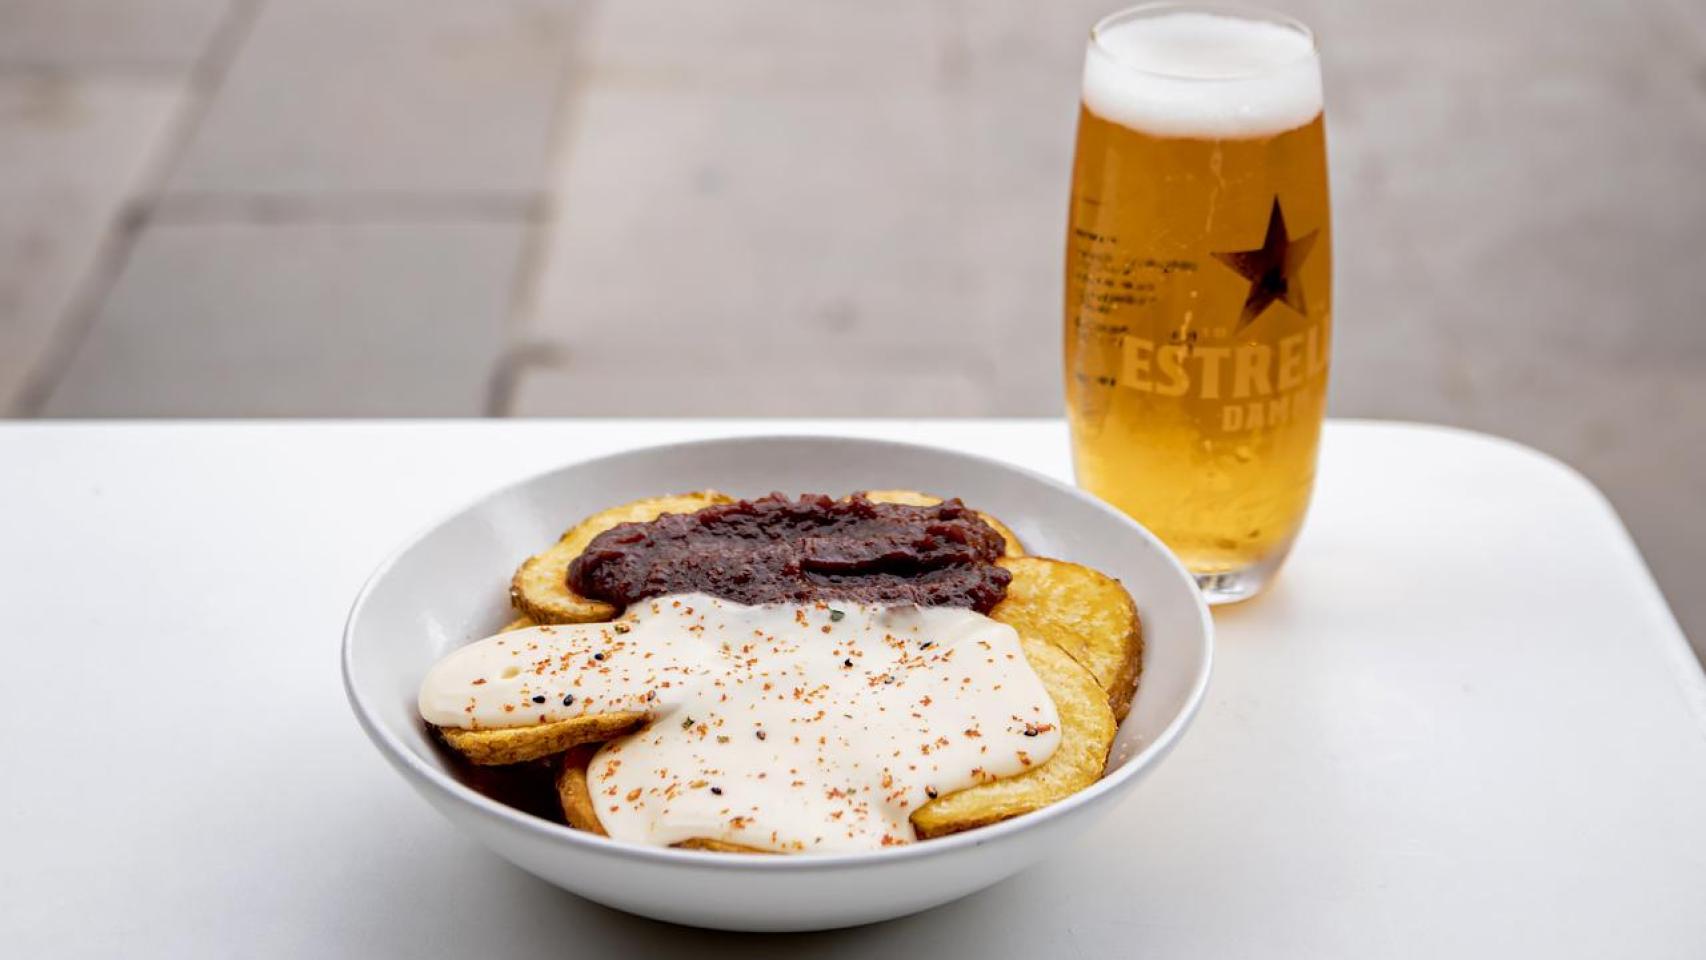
{"left": 342, "top": 839, "right": 1092, "bottom": 958}
{"left": 488, "top": 871, "right": 1039, "bottom": 956}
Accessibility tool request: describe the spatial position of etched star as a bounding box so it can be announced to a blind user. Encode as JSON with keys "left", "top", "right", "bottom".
{"left": 1212, "top": 198, "right": 1317, "bottom": 330}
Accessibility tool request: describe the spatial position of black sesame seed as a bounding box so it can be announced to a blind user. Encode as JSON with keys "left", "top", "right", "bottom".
{"left": 843, "top": 658, "right": 853, "bottom": 668}
{"left": 562, "top": 694, "right": 575, "bottom": 706}
{"left": 756, "top": 730, "right": 767, "bottom": 740}
{"left": 594, "top": 652, "right": 605, "bottom": 661}
{"left": 926, "top": 786, "right": 939, "bottom": 799}
{"left": 710, "top": 786, "right": 723, "bottom": 795}
{"left": 531, "top": 694, "right": 546, "bottom": 704}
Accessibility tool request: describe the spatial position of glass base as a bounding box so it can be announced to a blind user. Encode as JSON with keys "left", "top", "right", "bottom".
{"left": 1192, "top": 550, "right": 1288, "bottom": 606}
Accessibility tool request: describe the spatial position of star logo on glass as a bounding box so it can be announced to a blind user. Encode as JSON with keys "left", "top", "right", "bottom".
{"left": 1212, "top": 198, "right": 1318, "bottom": 331}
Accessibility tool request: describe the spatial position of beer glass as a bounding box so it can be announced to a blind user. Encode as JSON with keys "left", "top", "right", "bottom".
{"left": 1065, "top": 2, "right": 1331, "bottom": 603}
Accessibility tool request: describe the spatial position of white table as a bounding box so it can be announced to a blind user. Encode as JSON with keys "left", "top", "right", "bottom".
{"left": 2, "top": 420, "right": 1702, "bottom": 958}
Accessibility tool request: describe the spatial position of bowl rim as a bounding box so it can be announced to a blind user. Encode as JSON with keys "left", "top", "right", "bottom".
{"left": 342, "top": 432, "right": 1214, "bottom": 871}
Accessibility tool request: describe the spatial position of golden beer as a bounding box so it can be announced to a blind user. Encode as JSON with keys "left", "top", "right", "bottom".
{"left": 1065, "top": 4, "right": 1331, "bottom": 601}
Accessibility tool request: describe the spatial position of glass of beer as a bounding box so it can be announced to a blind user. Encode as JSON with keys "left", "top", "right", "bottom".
{"left": 1065, "top": 2, "right": 1330, "bottom": 604}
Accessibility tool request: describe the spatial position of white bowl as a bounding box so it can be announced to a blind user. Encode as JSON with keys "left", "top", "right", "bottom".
{"left": 343, "top": 435, "right": 1212, "bottom": 931}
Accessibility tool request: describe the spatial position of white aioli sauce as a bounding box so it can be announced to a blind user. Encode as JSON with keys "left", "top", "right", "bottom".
{"left": 418, "top": 594, "right": 1063, "bottom": 852}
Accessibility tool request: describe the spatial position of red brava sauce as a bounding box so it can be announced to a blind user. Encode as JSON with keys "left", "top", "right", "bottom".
{"left": 568, "top": 493, "right": 1011, "bottom": 613}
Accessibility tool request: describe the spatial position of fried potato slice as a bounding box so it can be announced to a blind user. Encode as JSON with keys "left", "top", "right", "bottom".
{"left": 859, "top": 489, "right": 1025, "bottom": 557}
{"left": 556, "top": 746, "right": 605, "bottom": 833}
{"left": 551, "top": 637, "right": 1111, "bottom": 847}
{"left": 910, "top": 635, "right": 1115, "bottom": 839}
{"left": 500, "top": 615, "right": 536, "bottom": 633}
{"left": 510, "top": 491, "right": 734, "bottom": 624}
{"left": 672, "top": 838, "right": 771, "bottom": 854}
{"left": 858, "top": 488, "right": 942, "bottom": 507}
{"left": 990, "top": 557, "right": 1143, "bottom": 720}
{"left": 556, "top": 747, "right": 768, "bottom": 853}
{"left": 438, "top": 712, "right": 647, "bottom": 766}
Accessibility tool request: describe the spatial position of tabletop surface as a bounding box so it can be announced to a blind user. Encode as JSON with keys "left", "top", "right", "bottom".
{"left": 2, "top": 419, "right": 1702, "bottom": 958}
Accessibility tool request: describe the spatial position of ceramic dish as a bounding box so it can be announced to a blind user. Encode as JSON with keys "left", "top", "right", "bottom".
{"left": 343, "top": 435, "right": 1212, "bottom": 931}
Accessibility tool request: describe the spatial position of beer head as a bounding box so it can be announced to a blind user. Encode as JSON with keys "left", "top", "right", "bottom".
{"left": 1084, "top": 4, "right": 1321, "bottom": 139}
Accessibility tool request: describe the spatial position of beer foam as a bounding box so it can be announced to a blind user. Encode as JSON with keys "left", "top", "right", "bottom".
{"left": 1083, "top": 10, "right": 1322, "bottom": 139}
